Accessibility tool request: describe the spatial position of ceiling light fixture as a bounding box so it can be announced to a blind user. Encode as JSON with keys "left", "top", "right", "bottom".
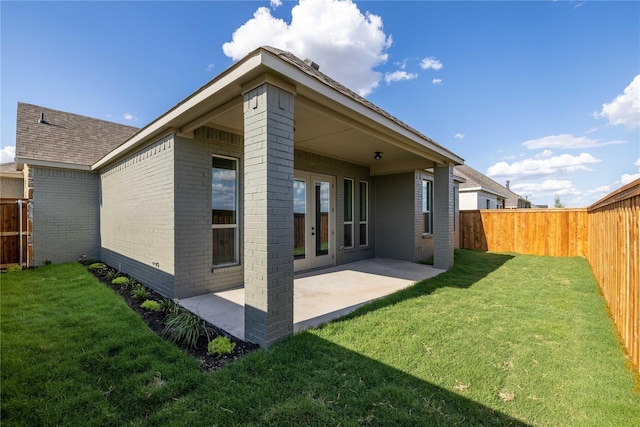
{"left": 373, "top": 151, "right": 382, "bottom": 160}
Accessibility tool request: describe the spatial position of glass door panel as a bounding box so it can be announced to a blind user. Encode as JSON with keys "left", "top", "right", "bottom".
{"left": 294, "top": 179, "right": 306, "bottom": 260}
{"left": 315, "top": 180, "right": 330, "bottom": 257}
{"left": 294, "top": 171, "right": 335, "bottom": 272}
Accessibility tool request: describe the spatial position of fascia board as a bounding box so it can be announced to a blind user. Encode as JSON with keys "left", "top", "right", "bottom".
{"left": 92, "top": 55, "right": 263, "bottom": 170}
{"left": 14, "top": 157, "right": 91, "bottom": 171}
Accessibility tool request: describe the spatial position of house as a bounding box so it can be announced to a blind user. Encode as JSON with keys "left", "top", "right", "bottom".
{"left": 455, "top": 164, "right": 531, "bottom": 209}
{"left": 0, "top": 162, "right": 24, "bottom": 198}
{"left": 14, "top": 46, "right": 464, "bottom": 347}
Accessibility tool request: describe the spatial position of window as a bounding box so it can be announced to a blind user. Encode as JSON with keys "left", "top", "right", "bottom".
{"left": 343, "top": 178, "right": 354, "bottom": 248}
{"left": 422, "top": 180, "right": 433, "bottom": 234}
{"left": 212, "top": 156, "right": 238, "bottom": 266}
{"left": 359, "top": 181, "right": 368, "bottom": 246}
{"left": 486, "top": 199, "right": 491, "bottom": 209}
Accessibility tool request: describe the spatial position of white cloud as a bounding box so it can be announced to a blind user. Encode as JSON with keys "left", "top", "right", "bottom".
{"left": 0, "top": 145, "right": 16, "bottom": 163}
{"left": 620, "top": 157, "right": 640, "bottom": 185}
{"left": 620, "top": 173, "right": 640, "bottom": 185}
{"left": 123, "top": 113, "right": 137, "bottom": 121}
{"left": 454, "top": 133, "right": 465, "bottom": 139}
{"left": 222, "top": 0, "right": 392, "bottom": 96}
{"left": 511, "top": 179, "right": 579, "bottom": 197}
{"left": 271, "top": 0, "right": 283, "bottom": 7}
{"left": 486, "top": 150, "right": 600, "bottom": 178}
{"left": 420, "top": 57, "right": 443, "bottom": 70}
{"left": 384, "top": 70, "right": 417, "bottom": 84}
{"left": 521, "top": 134, "right": 625, "bottom": 150}
{"left": 594, "top": 74, "right": 640, "bottom": 129}
{"left": 432, "top": 78, "right": 442, "bottom": 85}
{"left": 206, "top": 63, "right": 215, "bottom": 72}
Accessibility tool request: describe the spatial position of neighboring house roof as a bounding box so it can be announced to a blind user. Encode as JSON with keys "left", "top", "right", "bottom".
{"left": 455, "top": 164, "right": 530, "bottom": 208}
{"left": 455, "top": 164, "right": 510, "bottom": 199}
{"left": 15, "top": 103, "right": 139, "bottom": 170}
{"left": 0, "top": 162, "right": 23, "bottom": 179}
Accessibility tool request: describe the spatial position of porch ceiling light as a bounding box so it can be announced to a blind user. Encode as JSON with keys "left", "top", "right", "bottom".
{"left": 373, "top": 151, "right": 382, "bottom": 160}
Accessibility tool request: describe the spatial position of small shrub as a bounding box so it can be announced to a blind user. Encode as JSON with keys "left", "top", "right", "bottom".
{"left": 158, "top": 298, "right": 179, "bottom": 316}
{"left": 107, "top": 270, "right": 120, "bottom": 281}
{"left": 6, "top": 265, "right": 23, "bottom": 273}
{"left": 121, "top": 278, "right": 136, "bottom": 291}
{"left": 43, "top": 260, "right": 52, "bottom": 266}
{"left": 131, "top": 285, "right": 150, "bottom": 301}
{"left": 111, "top": 277, "right": 129, "bottom": 286}
{"left": 162, "top": 311, "right": 211, "bottom": 348}
{"left": 89, "top": 263, "right": 106, "bottom": 271}
{"left": 207, "top": 336, "right": 235, "bottom": 356}
{"left": 141, "top": 300, "right": 160, "bottom": 311}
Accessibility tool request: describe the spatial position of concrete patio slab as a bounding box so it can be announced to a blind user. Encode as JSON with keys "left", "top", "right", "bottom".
{"left": 180, "top": 258, "right": 445, "bottom": 341}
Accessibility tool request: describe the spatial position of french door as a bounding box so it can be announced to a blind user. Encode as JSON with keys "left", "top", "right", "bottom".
{"left": 293, "top": 171, "right": 335, "bottom": 272}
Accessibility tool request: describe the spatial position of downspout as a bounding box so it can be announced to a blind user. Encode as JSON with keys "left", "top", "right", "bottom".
{"left": 17, "top": 199, "right": 23, "bottom": 267}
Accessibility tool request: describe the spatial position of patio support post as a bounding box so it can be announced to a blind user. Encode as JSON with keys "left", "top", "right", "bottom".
{"left": 242, "top": 82, "right": 295, "bottom": 347}
{"left": 433, "top": 163, "right": 454, "bottom": 269}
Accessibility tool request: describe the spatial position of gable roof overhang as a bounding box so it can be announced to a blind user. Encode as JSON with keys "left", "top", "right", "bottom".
{"left": 93, "top": 47, "right": 463, "bottom": 174}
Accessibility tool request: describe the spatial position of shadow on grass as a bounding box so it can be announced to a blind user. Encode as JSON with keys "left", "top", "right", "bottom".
{"left": 150, "top": 331, "right": 531, "bottom": 426}
{"left": 333, "top": 249, "right": 514, "bottom": 324}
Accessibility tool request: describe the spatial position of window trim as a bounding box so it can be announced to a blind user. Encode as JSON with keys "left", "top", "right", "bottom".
{"left": 212, "top": 154, "right": 239, "bottom": 268}
{"left": 343, "top": 178, "right": 354, "bottom": 249}
{"left": 422, "top": 179, "right": 433, "bottom": 235}
{"left": 359, "top": 180, "right": 369, "bottom": 247}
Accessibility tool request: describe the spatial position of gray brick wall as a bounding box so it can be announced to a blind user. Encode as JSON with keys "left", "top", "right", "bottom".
{"left": 243, "top": 83, "right": 294, "bottom": 347}
{"left": 173, "top": 129, "right": 244, "bottom": 298}
{"left": 29, "top": 167, "right": 99, "bottom": 265}
{"left": 1, "top": 177, "right": 24, "bottom": 198}
{"left": 433, "top": 164, "right": 454, "bottom": 269}
{"left": 373, "top": 172, "right": 415, "bottom": 261}
{"left": 99, "top": 135, "right": 175, "bottom": 297}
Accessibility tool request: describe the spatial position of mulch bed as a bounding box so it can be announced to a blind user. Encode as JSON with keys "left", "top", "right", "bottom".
{"left": 81, "top": 260, "right": 259, "bottom": 372}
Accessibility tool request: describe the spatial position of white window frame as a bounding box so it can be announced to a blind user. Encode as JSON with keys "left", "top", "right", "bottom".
{"left": 212, "top": 154, "right": 239, "bottom": 267}
{"left": 359, "top": 180, "right": 369, "bottom": 246}
{"left": 343, "top": 178, "right": 354, "bottom": 249}
{"left": 423, "top": 179, "right": 433, "bottom": 235}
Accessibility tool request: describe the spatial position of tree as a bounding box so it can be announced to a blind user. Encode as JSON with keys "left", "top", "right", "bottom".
{"left": 553, "top": 194, "right": 565, "bottom": 208}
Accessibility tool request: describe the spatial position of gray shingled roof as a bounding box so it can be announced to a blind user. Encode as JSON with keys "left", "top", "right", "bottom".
{"left": 16, "top": 103, "right": 139, "bottom": 167}
{"left": 262, "top": 46, "right": 462, "bottom": 163}
{"left": 455, "top": 164, "right": 529, "bottom": 207}
{"left": 0, "top": 162, "right": 20, "bottom": 174}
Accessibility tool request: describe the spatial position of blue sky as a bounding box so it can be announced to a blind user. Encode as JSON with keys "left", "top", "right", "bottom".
{"left": 1, "top": 0, "right": 638, "bottom": 207}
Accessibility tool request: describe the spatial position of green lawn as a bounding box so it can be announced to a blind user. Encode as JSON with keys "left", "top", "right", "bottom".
{"left": 1, "top": 250, "right": 638, "bottom": 426}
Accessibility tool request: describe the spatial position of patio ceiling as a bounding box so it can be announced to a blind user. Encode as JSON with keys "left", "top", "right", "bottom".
{"left": 198, "top": 94, "right": 437, "bottom": 176}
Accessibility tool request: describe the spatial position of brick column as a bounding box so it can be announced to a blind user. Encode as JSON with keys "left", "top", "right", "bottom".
{"left": 243, "top": 82, "right": 295, "bottom": 347}
{"left": 433, "top": 164, "right": 454, "bottom": 269}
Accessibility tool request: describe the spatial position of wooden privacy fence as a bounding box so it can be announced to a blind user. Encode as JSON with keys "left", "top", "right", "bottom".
{"left": 459, "top": 179, "right": 640, "bottom": 373}
{"left": 586, "top": 180, "right": 639, "bottom": 374}
{"left": 460, "top": 208, "right": 589, "bottom": 257}
{"left": 0, "top": 198, "right": 31, "bottom": 268}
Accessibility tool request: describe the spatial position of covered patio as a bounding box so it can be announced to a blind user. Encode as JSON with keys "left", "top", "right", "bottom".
{"left": 181, "top": 258, "right": 445, "bottom": 340}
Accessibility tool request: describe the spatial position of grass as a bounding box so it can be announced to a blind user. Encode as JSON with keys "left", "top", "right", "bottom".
{"left": 2, "top": 251, "right": 638, "bottom": 426}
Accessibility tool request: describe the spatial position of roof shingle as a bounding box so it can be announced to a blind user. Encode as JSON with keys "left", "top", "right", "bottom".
{"left": 16, "top": 103, "right": 139, "bottom": 167}
{"left": 455, "top": 164, "right": 529, "bottom": 208}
